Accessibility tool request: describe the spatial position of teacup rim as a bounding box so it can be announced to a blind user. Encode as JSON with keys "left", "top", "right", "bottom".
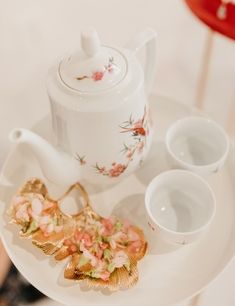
{"left": 165, "top": 116, "right": 230, "bottom": 170}
{"left": 144, "top": 169, "right": 216, "bottom": 236}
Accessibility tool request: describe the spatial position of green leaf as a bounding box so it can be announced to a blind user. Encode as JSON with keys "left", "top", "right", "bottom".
{"left": 115, "top": 221, "right": 123, "bottom": 231}
{"left": 107, "top": 262, "right": 115, "bottom": 273}
{"left": 96, "top": 236, "right": 102, "bottom": 243}
{"left": 77, "top": 255, "right": 90, "bottom": 268}
{"left": 21, "top": 222, "right": 30, "bottom": 233}
{"left": 25, "top": 220, "right": 38, "bottom": 234}
{"left": 85, "top": 270, "right": 100, "bottom": 279}
{"left": 104, "top": 249, "right": 111, "bottom": 261}
{"left": 124, "top": 259, "right": 131, "bottom": 272}
{"left": 102, "top": 236, "right": 110, "bottom": 243}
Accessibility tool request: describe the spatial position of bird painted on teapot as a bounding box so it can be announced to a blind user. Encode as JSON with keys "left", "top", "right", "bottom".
{"left": 9, "top": 27, "right": 157, "bottom": 187}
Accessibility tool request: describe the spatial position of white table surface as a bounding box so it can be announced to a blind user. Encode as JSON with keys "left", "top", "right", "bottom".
{"left": 1, "top": 1, "right": 235, "bottom": 305}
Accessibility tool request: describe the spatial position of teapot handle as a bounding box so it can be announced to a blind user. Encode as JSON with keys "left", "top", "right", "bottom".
{"left": 126, "top": 28, "right": 157, "bottom": 95}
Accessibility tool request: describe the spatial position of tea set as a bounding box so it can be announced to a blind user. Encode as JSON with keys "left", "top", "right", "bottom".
{"left": 1, "top": 26, "right": 234, "bottom": 306}
{"left": 8, "top": 27, "right": 230, "bottom": 249}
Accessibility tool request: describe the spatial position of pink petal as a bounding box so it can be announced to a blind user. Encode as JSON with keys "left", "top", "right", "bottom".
{"left": 16, "top": 204, "right": 29, "bottom": 222}
{"left": 80, "top": 244, "right": 97, "bottom": 266}
{"left": 31, "top": 198, "right": 43, "bottom": 216}
{"left": 113, "top": 250, "right": 128, "bottom": 268}
{"left": 46, "top": 223, "right": 54, "bottom": 234}
{"left": 110, "top": 239, "right": 116, "bottom": 249}
{"left": 55, "top": 225, "right": 63, "bottom": 233}
{"left": 128, "top": 240, "right": 142, "bottom": 254}
{"left": 43, "top": 200, "right": 54, "bottom": 210}
{"left": 128, "top": 228, "right": 140, "bottom": 241}
{"left": 39, "top": 215, "right": 50, "bottom": 226}
{"left": 100, "top": 270, "right": 110, "bottom": 281}
{"left": 12, "top": 196, "right": 25, "bottom": 207}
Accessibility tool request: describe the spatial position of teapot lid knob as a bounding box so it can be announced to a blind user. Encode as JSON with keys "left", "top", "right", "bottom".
{"left": 81, "top": 27, "right": 100, "bottom": 57}
{"left": 58, "top": 27, "right": 127, "bottom": 93}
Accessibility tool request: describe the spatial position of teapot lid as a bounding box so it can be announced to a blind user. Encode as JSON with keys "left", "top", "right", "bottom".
{"left": 59, "top": 28, "right": 127, "bottom": 93}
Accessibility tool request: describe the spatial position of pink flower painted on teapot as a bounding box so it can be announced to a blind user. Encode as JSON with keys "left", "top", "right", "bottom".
{"left": 94, "top": 162, "right": 127, "bottom": 178}
{"left": 92, "top": 71, "right": 105, "bottom": 81}
{"left": 76, "top": 57, "right": 115, "bottom": 82}
{"left": 81, "top": 106, "right": 152, "bottom": 178}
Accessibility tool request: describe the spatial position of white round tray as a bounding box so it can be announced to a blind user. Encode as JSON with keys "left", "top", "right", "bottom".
{"left": 1, "top": 95, "right": 235, "bottom": 306}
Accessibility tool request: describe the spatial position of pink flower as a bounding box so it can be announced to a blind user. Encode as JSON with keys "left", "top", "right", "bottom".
{"left": 92, "top": 71, "right": 104, "bottom": 81}
{"left": 45, "top": 223, "right": 54, "bottom": 234}
{"left": 101, "top": 218, "right": 114, "bottom": 235}
{"left": 109, "top": 163, "right": 126, "bottom": 177}
{"left": 128, "top": 228, "right": 140, "bottom": 241}
{"left": 126, "top": 150, "right": 134, "bottom": 160}
{"left": 112, "top": 231, "right": 127, "bottom": 242}
{"left": 43, "top": 200, "right": 55, "bottom": 210}
{"left": 31, "top": 198, "right": 43, "bottom": 216}
{"left": 112, "top": 250, "right": 128, "bottom": 268}
{"left": 12, "top": 196, "right": 25, "bottom": 207}
{"left": 109, "top": 238, "right": 116, "bottom": 249}
{"left": 107, "top": 63, "right": 113, "bottom": 73}
{"left": 15, "top": 203, "right": 30, "bottom": 222}
{"left": 100, "top": 270, "right": 110, "bottom": 281}
{"left": 68, "top": 244, "right": 77, "bottom": 254}
{"left": 81, "top": 232, "right": 93, "bottom": 248}
{"left": 74, "top": 230, "right": 83, "bottom": 242}
{"left": 63, "top": 239, "right": 77, "bottom": 254}
{"left": 127, "top": 240, "right": 143, "bottom": 255}
{"left": 38, "top": 215, "right": 55, "bottom": 236}
{"left": 99, "top": 166, "right": 105, "bottom": 173}
{"left": 64, "top": 239, "right": 72, "bottom": 246}
{"left": 80, "top": 244, "right": 97, "bottom": 267}
{"left": 95, "top": 248, "right": 103, "bottom": 260}
{"left": 74, "top": 230, "right": 92, "bottom": 247}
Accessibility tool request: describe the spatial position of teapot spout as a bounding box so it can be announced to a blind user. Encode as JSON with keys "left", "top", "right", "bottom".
{"left": 9, "top": 128, "right": 80, "bottom": 186}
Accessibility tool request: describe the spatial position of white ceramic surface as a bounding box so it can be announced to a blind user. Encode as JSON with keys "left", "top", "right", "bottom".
{"left": 1, "top": 95, "right": 235, "bottom": 306}
{"left": 145, "top": 170, "right": 216, "bottom": 245}
{"left": 9, "top": 28, "right": 157, "bottom": 187}
{"left": 166, "top": 117, "right": 229, "bottom": 176}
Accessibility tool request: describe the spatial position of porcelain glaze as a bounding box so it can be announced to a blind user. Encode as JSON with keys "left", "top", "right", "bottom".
{"left": 166, "top": 117, "right": 229, "bottom": 176}
{"left": 10, "top": 28, "right": 157, "bottom": 186}
{"left": 145, "top": 170, "right": 216, "bottom": 245}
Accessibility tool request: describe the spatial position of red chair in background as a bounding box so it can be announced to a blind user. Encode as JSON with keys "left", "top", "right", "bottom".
{"left": 185, "top": 0, "right": 235, "bottom": 110}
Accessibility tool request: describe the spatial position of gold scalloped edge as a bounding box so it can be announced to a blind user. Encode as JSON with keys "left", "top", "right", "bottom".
{"left": 63, "top": 254, "right": 139, "bottom": 291}
{"left": 32, "top": 240, "right": 60, "bottom": 255}
{"left": 83, "top": 258, "right": 139, "bottom": 291}
{"left": 19, "top": 178, "right": 49, "bottom": 198}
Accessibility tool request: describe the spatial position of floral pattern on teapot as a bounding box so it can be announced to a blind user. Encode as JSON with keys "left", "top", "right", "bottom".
{"left": 75, "top": 107, "right": 152, "bottom": 178}
{"left": 76, "top": 57, "right": 116, "bottom": 82}
{"left": 75, "top": 154, "right": 87, "bottom": 166}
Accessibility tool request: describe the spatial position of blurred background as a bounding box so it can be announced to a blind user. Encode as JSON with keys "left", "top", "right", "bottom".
{"left": 0, "top": 0, "right": 235, "bottom": 305}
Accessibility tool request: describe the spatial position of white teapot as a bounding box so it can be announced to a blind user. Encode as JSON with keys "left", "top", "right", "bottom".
{"left": 9, "top": 27, "right": 157, "bottom": 187}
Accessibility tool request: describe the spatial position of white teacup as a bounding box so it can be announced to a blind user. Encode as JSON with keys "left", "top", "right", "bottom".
{"left": 145, "top": 170, "right": 216, "bottom": 245}
{"left": 166, "top": 117, "right": 229, "bottom": 176}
